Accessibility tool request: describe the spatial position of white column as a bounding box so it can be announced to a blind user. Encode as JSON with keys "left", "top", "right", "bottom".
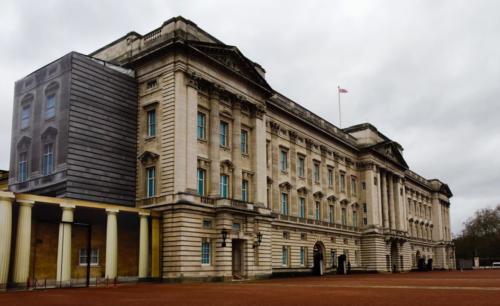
{"left": 13, "top": 200, "right": 35, "bottom": 284}
{"left": 232, "top": 101, "right": 242, "bottom": 200}
{"left": 209, "top": 87, "right": 221, "bottom": 196}
{"left": 253, "top": 110, "right": 267, "bottom": 207}
{"left": 381, "top": 171, "right": 389, "bottom": 229}
{"left": 185, "top": 79, "right": 199, "bottom": 193}
{"left": 0, "top": 192, "right": 15, "bottom": 288}
{"left": 138, "top": 212, "right": 149, "bottom": 278}
{"left": 105, "top": 209, "right": 118, "bottom": 279}
{"left": 56, "top": 204, "right": 75, "bottom": 284}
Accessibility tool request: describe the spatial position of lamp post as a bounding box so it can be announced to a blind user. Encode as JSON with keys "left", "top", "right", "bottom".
{"left": 253, "top": 232, "right": 263, "bottom": 248}
{"left": 221, "top": 228, "right": 228, "bottom": 247}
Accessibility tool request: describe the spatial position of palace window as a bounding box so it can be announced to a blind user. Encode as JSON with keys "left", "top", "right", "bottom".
{"left": 313, "top": 162, "right": 320, "bottom": 183}
{"left": 146, "top": 79, "right": 158, "bottom": 90}
{"left": 363, "top": 203, "right": 367, "bottom": 213}
{"left": 21, "top": 105, "right": 31, "bottom": 129}
{"left": 45, "top": 94, "right": 56, "bottom": 119}
{"left": 241, "top": 129, "right": 248, "bottom": 154}
{"left": 146, "top": 167, "right": 156, "bottom": 197}
{"left": 328, "top": 168, "right": 334, "bottom": 187}
{"left": 279, "top": 150, "right": 288, "bottom": 171}
{"left": 42, "top": 143, "right": 54, "bottom": 176}
{"left": 299, "top": 197, "right": 306, "bottom": 218}
{"left": 201, "top": 238, "right": 211, "bottom": 264}
{"left": 202, "top": 219, "right": 212, "bottom": 229}
{"left": 281, "top": 192, "right": 289, "bottom": 215}
{"left": 282, "top": 246, "right": 289, "bottom": 266}
{"left": 220, "top": 121, "right": 229, "bottom": 147}
{"left": 147, "top": 109, "right": 156, "bottom": 137}
{"left": 197, "top": 168, "right": 206, "bottom": 196}
{"left": 242, "top": 179, "right": 249, "bottom": 202}
{"left": 297, "top": 155, "right": 305, "bottom": 177}
{"left": 352, "top": 211, "right": 358, "bottom": 228}
{"left": 220, "top": 174, "right": 229, "bottom": 198}
{"left": 300, "top": 247, "right": 306, "bottom": 266}
{"left": 363, "top": 217, "right": 368, "bottom": 225}
{"left": 329, "top": 205, "right": 335, "bottom": 223}
{"left": 351, "top": 177, "right": 357, "bottom": 196}
{"left": 79, "top": 248, "right": 99, "bottom": 266}
{"left": 18, "top": 152, "right": 28, "bottom": 182}
{"left": 197, "top": 112, "right": 206, "bottom": 140}
{"left": 315, "top": 201, "right": 321, "bottom": 221}
{"left": 340, "top": 173, "right": 346, "bottom": 192}
{"left": 341, "top": 207, "right": 347, "bottom": 225}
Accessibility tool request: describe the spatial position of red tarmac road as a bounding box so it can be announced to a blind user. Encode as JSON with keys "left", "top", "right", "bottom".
{"left": 1, "top": 270, "right": 499, "bottom": 306}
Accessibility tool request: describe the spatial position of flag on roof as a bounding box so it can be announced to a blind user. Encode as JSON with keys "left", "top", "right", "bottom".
{"left": 338, "top": 87, "right": 348, "bottom": 93}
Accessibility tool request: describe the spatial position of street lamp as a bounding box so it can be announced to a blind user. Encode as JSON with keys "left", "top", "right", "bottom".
{"left": 253, "top": 232, "right": 263, "bottom": 248}
{"left": 221, "top": 228, "right": 228, "bottom": 247}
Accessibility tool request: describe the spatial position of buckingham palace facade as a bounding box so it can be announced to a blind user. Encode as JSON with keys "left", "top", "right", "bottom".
{"left": 0, "top": 16, "right": 455, "bottom": 287}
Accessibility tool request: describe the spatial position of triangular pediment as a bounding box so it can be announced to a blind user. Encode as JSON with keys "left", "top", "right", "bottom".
{"left": 372, "top": 141, "right": 409, "bottom": 169}
{"left": 188, "top": 41, "right": 271, "bottom": 90}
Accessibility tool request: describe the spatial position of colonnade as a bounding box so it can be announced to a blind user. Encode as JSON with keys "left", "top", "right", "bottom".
{"left": 0, "top": 191, "right": 152, "bottom": 287}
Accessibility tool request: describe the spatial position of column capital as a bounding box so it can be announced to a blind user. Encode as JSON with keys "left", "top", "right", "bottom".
{"left": 139, "top": 211, "right": 150, "bottom": 217}
{"left": 17, "top": 199, "right": 35, "bottom": 207}
{"left": 0, "top": 191, "right": 15, "bottom": 202}
{"left": 106, "top": 208, "right": 119, "bottom": 215}
{"left": 60, "top": 203, "right": 76, "bottom": 210}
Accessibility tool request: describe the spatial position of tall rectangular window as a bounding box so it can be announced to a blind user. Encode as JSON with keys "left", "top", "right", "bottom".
{"left": 197, "top": 112, "right": 206, "bottom": 140}
{"left": 300, "top": 247, "right": 306, "bottom": 266}
{"left": 201, "top": 239, "right": 211, "bottom": 264}
{"left": 42, "top": 143, "right": 54, "bottom": 176}
{"left": 242, "top": 179, "right": 249, "bottom": 202}
{"left": 220, "top": 174, "right": 229, "bottom": 198}
{"left": 146, "top": 167, "right": 156, "bottom": 197}
{"left": 313, "top": 163, "right": 320, "bottom": 183}
{"left": 21, "top": 105, "right": 30, "bottom": 129}
{"left": 282, "top": 246, "right": 289, "bottom": 266}
{"left": 78, "top": 248, "right": 99, "bottom": 266}
{"left": 329, "top": 205, "right": 334, "bottom": 223}
{"left": 341, "top": 207, "right": 347, "bottom": 225}
{"left": 281, "top": 193, "right": 288, "bottom": 215}
{"left": 279, "top": 150, "right": 288, "bottom": 171}
{"left": 351, "top": 177, "right": 357, "bottom": 195}
{"left": 197, "top": 168, "right": 206, "bottom": 196}
{"left": 352, "top": 211, "right": 358, "bottom": 227}
{"left": 299, "top": 197, "right": 306, "bottom": 218}
{"left": 297, "top": 156, "right": 305, "bottom": 177}
{"left": 340, "top": 173, "right": 346, "bottom": 192}
{"left": 18, "top": 152, "right": 28, "bottom": 182}
{"left": 328, "top": 168, "right": 334, "bottom": 187}
{"left": 241, "top": 130, "right": 248, "bottom": 154}
{"left": 45, "top": 94, "right": 56, "bottom": 119}
{"left": 220, "top": 121, "right": 228, "bottom": 147}
{"left": 147, "top": 110, "right": 156, "bottom": 137}
{"left": 315, "top": 201, "right": 321, "bottom": 221}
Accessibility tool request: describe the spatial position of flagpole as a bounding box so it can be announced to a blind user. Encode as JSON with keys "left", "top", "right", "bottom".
{"left": 338, "top": 85, "right": 342, "bottom": 128}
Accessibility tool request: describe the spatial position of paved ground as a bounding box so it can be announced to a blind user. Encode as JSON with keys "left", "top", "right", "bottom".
{"left": 1, "top": 270, "right": 500, "bottom": 306}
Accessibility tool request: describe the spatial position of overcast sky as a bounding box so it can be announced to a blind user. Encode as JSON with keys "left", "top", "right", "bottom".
{"left": 1, "top": 0, "right": 499, "bottom": 234}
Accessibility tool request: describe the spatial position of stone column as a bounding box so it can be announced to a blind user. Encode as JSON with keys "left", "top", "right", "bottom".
{"left": 380, "top": 171, "right": 389, "bottom": 229}
{"left": 56, "top": 204, "right": 75, "bottom": 284}
{"left": 105, "top": 209, "right": 118, "bottom": 279}
{"left": 209, "top": 87, "right": 221, "bottom": 196}
{"left": 138, "top": 212, "right": 149, "bottom": 278}
{"left": 252, "top": 107, "right": 267, "bottom": 207}
{"left": 0, "top": 192, "right": 15, "bottom": 288}
{"left": 270, "top": 122, "right": 280, "bottom": 212}
{"left": 232, "top": 100, "right": 242, "bottom": 200}
{"left": 289, "top": 132, "right": 298, "bottom": 216}
{"left": 13, "top": 200, "right": 35, "bottom": 284}
{"left": 431, "top": 194, "right": 444, "bottom": 241}
{"left": 388, "top": 174, "right": 396, "bottom": 230}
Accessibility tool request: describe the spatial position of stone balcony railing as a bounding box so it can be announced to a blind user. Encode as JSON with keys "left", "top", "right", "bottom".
{"left": 276, "top": 214, "right": 362, "bottom": 233}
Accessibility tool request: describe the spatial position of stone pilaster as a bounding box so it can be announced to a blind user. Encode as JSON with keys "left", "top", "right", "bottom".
{"left": 431, "top": 194, "right": 444, "bottom": 241}
{"left": 185, "top": 76, "right": 199, "bottom": 194}
{"left": 13, "top": 200, "right": 35, "bottom": 284}
{"left": 289, "top": 132, "right": 298, "bottom": 216}
{"left": 0, "top": 192, "right": 15, "bottom": 288}
{"left": 380, "top": 171, "right": 389, "bottom": 229}
{"left": 305, "top": 139, "right": 314, "bottom": 217}
{"left": 252, "top": 106, "right": 267, "bottom": 207}
{"left": 364, "top": 165, "right": 381, "bottom": 227}
{"left": 270, "top": 122, "right": 280, "bottom": 212}
{"left": 151, "top": 216, "right": 161, "bottom": 278}
{"left": 215, "top": 212, "right": 232, "bottom": 280}
{"left": 209, "top": 87, "right": 221, "bottom": 196}
{"left": 138, "top": 212, "right": 149, "bottom": 278}
{"left": 388, "top": 174, "right": 396, "bottom": 230}
{"left": 232, "top": 100, "right": 242, "bottom": 200}
{"left": 56, "top": 204, "right": 75, "bottom": 284}
{"left": 105, "top": 208, "right": 119, "bottom": 279}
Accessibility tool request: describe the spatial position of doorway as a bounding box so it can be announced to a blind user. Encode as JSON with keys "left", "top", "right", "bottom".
{"left": 313, "top": 241, "right": 325, "bottom": 275}
{"left": 232, "top": 239, "right": 245, "bottom": 279}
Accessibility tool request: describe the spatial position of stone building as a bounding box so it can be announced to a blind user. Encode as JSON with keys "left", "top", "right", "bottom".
{"left": 0, "top": 16, "right": 455, "bottom": 288}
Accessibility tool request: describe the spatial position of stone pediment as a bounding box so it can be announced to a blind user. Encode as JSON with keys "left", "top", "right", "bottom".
{"left": 188, "top": 41, "right": 271, "bottom": 90}
{"left": 371, "top": 141, "right": 409, "bottom": 169}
